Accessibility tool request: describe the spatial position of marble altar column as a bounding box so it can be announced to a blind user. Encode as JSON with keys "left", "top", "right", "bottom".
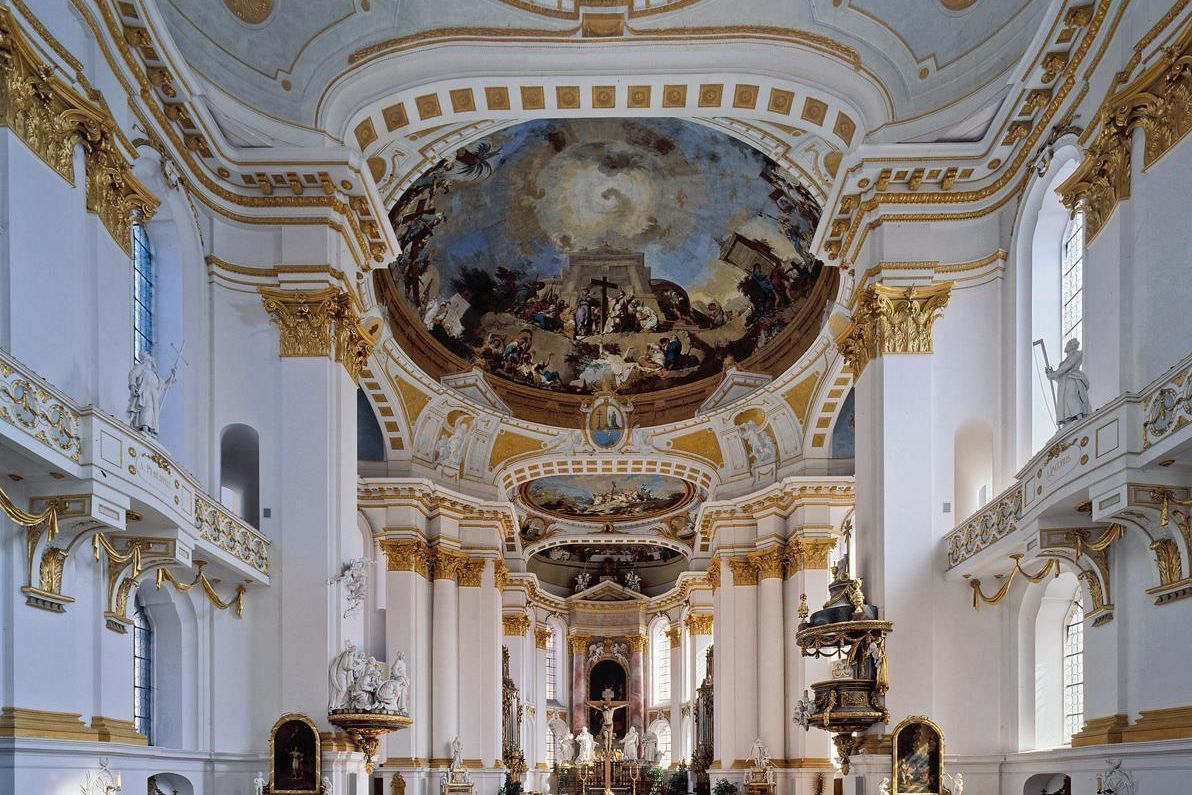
{"left": 570, "top": 635, "right": 588, "bottom": 732}
{"left": 629, "top": 634, "right": 647, "bottom": 732}
{"left": 430, "top": 550, "right": 461, "bottom": 765}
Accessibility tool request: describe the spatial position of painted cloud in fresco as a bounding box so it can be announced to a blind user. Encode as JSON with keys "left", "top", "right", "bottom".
{"left": 388, "top": 118, "right": 824, "bottom": 396}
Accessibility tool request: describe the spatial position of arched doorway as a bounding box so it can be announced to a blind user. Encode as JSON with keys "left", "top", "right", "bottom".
{"left": 588, "top": 659, "right": 628, "bottom": 736}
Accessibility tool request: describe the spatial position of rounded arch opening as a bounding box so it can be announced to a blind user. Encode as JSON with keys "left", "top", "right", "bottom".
{"left": 220, "top": 423, "right": 260, "bottom": 528}
{"left": 148, "top": 773, "right": 195, "bottom": 795}
{"left": 588, "top": 659, "right": 628, "bottom": 735}
{"left": 1031, "top": 570, "right": 1082, "bottom": 750}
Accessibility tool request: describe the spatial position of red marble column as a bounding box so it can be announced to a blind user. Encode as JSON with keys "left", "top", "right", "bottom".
{"left": 571, "top": 635, "right": 588, "bottom": 732}
{"left": 629, "top": 635, "right": 646, "bottom": 732}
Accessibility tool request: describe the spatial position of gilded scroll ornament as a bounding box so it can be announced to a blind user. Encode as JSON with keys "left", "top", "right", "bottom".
{"left": 969, "top": 554, "right": 1059, "bottom": 608}
{"left": 1150, "top": 538, "right": 1182, "bottom": 587}
{"left": 834, "top": 282, "right": 953, "bottom": 378}
{"left": 1059, "top": 22, "right": 1192, "bottom": 242}
{"left": 0, "top": 9, "right": 158, "bottom": 255}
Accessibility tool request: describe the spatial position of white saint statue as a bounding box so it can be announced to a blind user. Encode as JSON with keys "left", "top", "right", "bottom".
{"left": 127, "top": 353, "right": 178, "bottom": 436}
{"left": 559, "top": 732, "right": 576, "bottom": 764}
{"left": 450, "top": 735, "right": 464, "bottom": 770}
{"left": 322, "top": 775, "right": 334, "bottom": 795}
{"left": 749, "top": 737, "right": 769, "bottom": 769}
{"left": 328, "top": 641, "right": 362, "bottom": 711}
{"left": 253, "top": 771, "right": 267, "bottom": 795}
{"left": 621, "top": 726, "right": 640, "bottom": 762}
{"left": 434, "top": 419, "right": 471, "bottom": 474}
{"left": 392, "top": 653, "right": 410, "bottom": 714}
{"left": 642, "top": 731, "right": 658, "bottom": 764}
{"left": 1046, "top": 338, "right": 1092, "bottom": 426}
{"left": 576, "top": 726, "right": 597, "bottom": 765}
{"left": 737, "top": 420, "right": 777, "bottom": 469}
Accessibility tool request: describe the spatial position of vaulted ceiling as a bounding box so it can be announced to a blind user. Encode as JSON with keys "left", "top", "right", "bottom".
{"left": 156, "top": 0, "right": 1047, "bottom": 142}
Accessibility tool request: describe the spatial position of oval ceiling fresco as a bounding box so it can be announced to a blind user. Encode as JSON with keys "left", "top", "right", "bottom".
{"left": 520, "top": 473, "right": 695, "bottom": 523}
{"left": 384, "top": 118, "right": 829, "bottom": 413}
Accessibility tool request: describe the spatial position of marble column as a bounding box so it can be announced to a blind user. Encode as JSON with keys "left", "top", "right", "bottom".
{"left": 430, "top": 550, "right": 461, "bottom": 765}
{"left": 629, "top": 634, "right": 646, "bottom": 732}
{"left": 570, "top": 635, "right": 588, "bottom": 731}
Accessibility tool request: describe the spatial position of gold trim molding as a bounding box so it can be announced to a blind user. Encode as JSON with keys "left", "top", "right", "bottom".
{"left": 0, "top": 8, "right": 159, "bottom": 255}
{"left": 835, "top": 282, "right": 953, "bottom": 378}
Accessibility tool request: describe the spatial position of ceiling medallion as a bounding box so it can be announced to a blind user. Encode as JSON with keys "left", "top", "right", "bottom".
{"left": 519, "top": 473, "right": 696, "bottom": 524}
{"left": 939, "top": 0, "right": 979, "bottom": 10}
{"left": 582, "top": 385, "right": 633, "bottom": 451}
{"left": 223, "top": 0, "right": 274, "bottom": 25}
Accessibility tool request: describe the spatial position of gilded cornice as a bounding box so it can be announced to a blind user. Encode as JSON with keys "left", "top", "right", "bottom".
{"left": 379, "top": 538, "right": 429, "bottom": 577}
{"left": 822, "top": 0, "right": 1110, "bottom": 266}
{"left": 502, "top": 613, "right": 530, "bottom": 636}
{"left": 64, "top": 0, "right": 392, "bottom": 272}
{"left": 685, "top": 613, "right": 713, "bottom": 636}
{"left": 834, "top": 282, "right": 952, "bottom": 379}
{"left": 357, "top": 482, "right": 517, "bottom": 541}
{"left": 697, "top": 482, "right": 855, "bottom": 542}
{"left": 1058, "top": 20, "right": 1192, "bottom": 242}
{"left": 534, "top": 626, "right": 552, "bottom": 650}
{"left": 0, "top": 7, "right": 159, "bottom": 256}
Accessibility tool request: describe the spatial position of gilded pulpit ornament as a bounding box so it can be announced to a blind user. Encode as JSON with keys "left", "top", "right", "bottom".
{"left": 834, "top": 282, "right": 953, "bottom": 378}
{"left": 795, "top": 542, "right": 893, "bottom": 775}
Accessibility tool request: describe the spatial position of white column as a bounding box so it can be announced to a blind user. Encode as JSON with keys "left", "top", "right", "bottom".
{"left": 784, "top": 540, "right": 835, "bottom": 788}
{"left": 756, "top": 552, "right": 785, "bottom": 762}
{"left": 381, "top": 541, "right": 431, "bottom": 766}
{"left": 431, "top": 554, "right": 460, "bottom": 766}
{"left": 668, "top": 623, "right": 683, "bottom": 767}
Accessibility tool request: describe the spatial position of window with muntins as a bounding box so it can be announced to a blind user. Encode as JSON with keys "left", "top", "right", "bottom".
{"left": 132, "top": 595, "right": 153, "bottom": 744}
{"left": 1061, "top": 213, "right": 1084, "bottom": 351}
{"left": 132, "top": 220, "right": 154, "bottom": 362}
{"left": 651, "top": 622, "right": 670, "bottom": 704}
{"left": 1062, "top": 591, "right": 1084, "bottom": 744}
{"left": 545, "top": 627, "right": 558, "bottom": 702}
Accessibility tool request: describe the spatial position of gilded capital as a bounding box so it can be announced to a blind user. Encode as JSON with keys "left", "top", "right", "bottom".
{"left": 685, "top": 613, "right": 713, "bottom": 636}
{"left": 791, "top": 538, "right": 838, "bottom": 571}
{"left": 752, "top": 547, "right": 785, "bottom": 580}
{"left": 458, "top": 559, "right": 484, "bottom": 588}
{"left": 567, "top": 633, "right": 591, "bottom": 653}
{"left": 494, "top": 560, "right": 509, "bottom": 591}
{"left": 626, "top": 633, "right": 647, "bottom": 653}
{"left": 379, "top": 539, "right": 429, "bottom": 577}
{"left": 665, "top": 626, "right": 682, "bottom": 648}
{"left": 428, "top": 547, "right": 466, "bottom": 581}
{"left": 705, "top": 557, "right": 721, "bottom": 590}
{"left": 534, "top": 626, "right": 552, "bottom": 650}
{"left": 503, "top": 613, "right": 530, "bottom": 636}
{"left": 835, "top": 282, "right": 953, "bottom": 378}
{"left": 259, "top": 286, "right": 376, "bottom": 383}
{"left": 728, "top": 556, "right": 759, "bottom": 587}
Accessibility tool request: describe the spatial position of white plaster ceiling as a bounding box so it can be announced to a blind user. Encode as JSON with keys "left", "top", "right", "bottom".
{"left": 154, "top": 0, "right": 1051, "bottom": 141}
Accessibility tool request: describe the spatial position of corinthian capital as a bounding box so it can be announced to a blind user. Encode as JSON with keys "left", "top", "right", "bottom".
{"left": 835, "top": 281, "right": 952, "bottom": 378}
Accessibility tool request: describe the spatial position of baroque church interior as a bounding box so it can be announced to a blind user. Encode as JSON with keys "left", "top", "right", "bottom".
{"left": 1, "top": 0, "right": 1191, "bottom": 794}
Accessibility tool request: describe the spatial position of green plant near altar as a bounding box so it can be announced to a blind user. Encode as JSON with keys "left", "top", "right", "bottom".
{"left": 712, "top": 779, "right": 738, "bottom": 795}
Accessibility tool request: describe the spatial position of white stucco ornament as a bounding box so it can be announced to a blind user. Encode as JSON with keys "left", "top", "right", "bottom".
{"left": 329, "top": 557, "right": 370, "bottom": 617}
{"left": 738, "top": 419, "right": 777, "bottom": 470}
{"left": 81, "top": 758, "right": 122, "bottom": 795}
{"left": 792, "top": 690, "right": 814, "bottom": 730}
{"left": 127, "top": 352, "right": 178, "bottom": 436}
{"left": 327, "top": 642, "right": 410, "bottom": 715}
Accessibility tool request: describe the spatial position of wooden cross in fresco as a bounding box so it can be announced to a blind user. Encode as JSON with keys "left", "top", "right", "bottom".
{"left": 589, "top": 274, "right": 619, "bottom": 330}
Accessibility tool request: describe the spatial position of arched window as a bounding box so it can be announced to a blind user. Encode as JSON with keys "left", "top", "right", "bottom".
{"left": 648, "top": 719, "right": 672, "bottom": 768}
{"left": 545, "top": 626, "right": 559, "bottom": 703}
{"left": 131, "top": 218, "right": 154, "bottom": 362}
{"left": 132, "top": 594, "right": 154, "bottom": 744}
{"left": 651, "top": 621, "right": 670, "bottom": 705}
{"left": 1061, "top": 213, "right": 1084, "bottom": 351}
{"left": 1062, "top": 590, "right": 1084, "bottom": 744}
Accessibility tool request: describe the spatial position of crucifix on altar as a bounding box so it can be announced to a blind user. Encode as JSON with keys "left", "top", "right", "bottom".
{"left": 587, "top": 688, "right": 628, "bottom": 742}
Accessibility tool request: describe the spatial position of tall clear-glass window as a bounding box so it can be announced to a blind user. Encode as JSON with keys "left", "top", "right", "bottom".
{"left": 132, "top": 219, "right": 154, "bottom": 362}
{"left": 132, "top": 595, "right": 153, "bottom": 744}
{"left": 1061, "top": 212, "right": 1084, "bottom": 351}
{"left": 651, "top": 622, "right": 670, "bottom": 704}
{"left": 545, "top": 627, "right": 558, "bottom": 702}
{"left": 1062, "top": 590, "right": 1084, "bottom": 744}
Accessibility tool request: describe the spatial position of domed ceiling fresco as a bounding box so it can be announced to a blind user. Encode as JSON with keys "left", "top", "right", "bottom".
{"left": 519, "top": 473, "right": 694, "bottom": 523}
{"left": 383, "top": 118, "right": 830, "bottom": 415}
